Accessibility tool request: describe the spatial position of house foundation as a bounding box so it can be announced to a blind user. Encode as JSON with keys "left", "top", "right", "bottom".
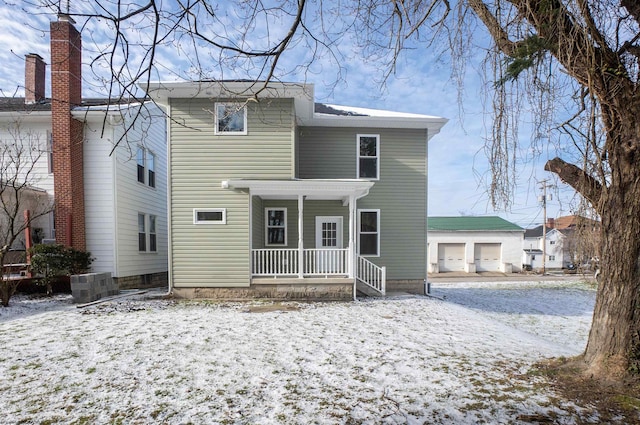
{"left": 172, "top": 278, "right": 353, "bottom": 301}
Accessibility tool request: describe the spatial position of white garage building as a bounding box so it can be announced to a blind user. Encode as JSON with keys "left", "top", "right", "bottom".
{"left": 428, "top": 216, "right": 525, "bottom": 274}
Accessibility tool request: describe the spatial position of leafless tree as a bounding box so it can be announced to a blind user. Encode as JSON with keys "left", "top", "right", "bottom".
{"left": 13, "top": 0, "right": 640, "bottom": 381}
{"left": 0, "top": 121, "right": 54, "bottom": 306}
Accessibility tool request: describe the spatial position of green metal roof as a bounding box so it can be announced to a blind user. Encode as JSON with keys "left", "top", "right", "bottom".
{"left": 428, "top": 216, "right": 523, "bottom": 231}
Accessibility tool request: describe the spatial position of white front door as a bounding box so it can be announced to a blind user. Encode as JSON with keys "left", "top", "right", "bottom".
{"left": 315, "top": 216, "right": 343, "bottom": 273}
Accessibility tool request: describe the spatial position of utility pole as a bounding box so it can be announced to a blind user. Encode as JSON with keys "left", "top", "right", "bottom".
{"left": 539, "top": 180, "right": 554, "bottom": 274}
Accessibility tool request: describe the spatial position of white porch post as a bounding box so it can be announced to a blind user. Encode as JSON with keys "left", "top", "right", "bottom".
{"left": 348, "top": 195, "right": 355, "bottom": 278}
{"left": 298, "top": 194, "right": 304, "bottom": 278}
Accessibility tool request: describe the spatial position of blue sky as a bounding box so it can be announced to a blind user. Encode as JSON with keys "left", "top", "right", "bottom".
{"left": 0, "top": 2, "right": 579, "bottom": 228}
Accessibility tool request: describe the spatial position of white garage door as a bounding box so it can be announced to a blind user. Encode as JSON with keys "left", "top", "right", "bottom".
{"left": 474, "top": 243, "right": 502, "bottom": 272}
{"left": 438, "top": 243, "right": 465, "bottom": 272}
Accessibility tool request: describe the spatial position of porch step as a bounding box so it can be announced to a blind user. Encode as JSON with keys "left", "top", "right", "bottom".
{"left": 356, "top": 279, "right": 385, "bottom": 297}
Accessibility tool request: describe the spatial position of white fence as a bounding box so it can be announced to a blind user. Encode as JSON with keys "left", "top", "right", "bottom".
{"left": 355, "top": 256, "right": 386, "bottom": 295}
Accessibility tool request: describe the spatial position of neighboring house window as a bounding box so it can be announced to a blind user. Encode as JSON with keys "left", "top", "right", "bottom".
{"left": 147, "top": 151, "right": 156, "bottom": 188}
{"left": 265, "top": 208, "right": 287, "bottom": 246}
{"left": 47, "top": 131, "right": 53, "bottom": 174}
{"left": 138, "top": 213, "right": 146, "bottom": 252}
{"left": 531, "top": 255, "right": 536, "bottom": 260}
{"left": 358, "top": 209, "right": 380, "bottom": 256}
{"left": 357, "top": 134, "right": 380, "bottom": 180}
{"left": 193, "top": 208, "right": 227, "bottom": 224}
{"left": 215, "top": 103, "right": 247, "bottom": 135}
{"left": 549, "top": 255, "right": 555, "bottom": 261}
{"left": 138, "top": 213, "right": 157, "bottom": 252}
{"left": 137, "top": 146, "right": 155, "bottom": 187}
{"left": 137, "top": 146, "right": 145, "bottom": 184}
{"left": 550, "top": 241, "right": 556, "bottom": 245}
{"left": 149, "top": 215, "right": 157, "bottom": 252}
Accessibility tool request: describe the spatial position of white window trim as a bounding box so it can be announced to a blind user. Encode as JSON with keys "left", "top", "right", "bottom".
{"left": 147, "top": 149, "right": 156, "bottom": 188}
{"left": 193, "top": 208, "right": 227, "bottom": 225}
{"left": 138, "top": 213, "right": 147, "bottom": 253}
{"left": 357, "top": 208, "right": 380, "bottom": 257}
{"left": 136, "top": 146, "right": 156, "bottom": 188}
{"left": 138, "top": 213, "right": 158, "bottom": 254}
{"left": 136, "top": 145, "right": 145, "bottom": 184}
{"left": 356, "top": 134, "right": 380, "bottom": 181}
{"left": 265, "top": 207, "right": 287, "bottom": 247}
{"left": 214, "top": 102, "right": 248, "bottom": 135}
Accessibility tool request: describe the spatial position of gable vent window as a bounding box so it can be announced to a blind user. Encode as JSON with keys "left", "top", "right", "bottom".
{"left": 215, "top": 103, "right": 247, "bottom": 135}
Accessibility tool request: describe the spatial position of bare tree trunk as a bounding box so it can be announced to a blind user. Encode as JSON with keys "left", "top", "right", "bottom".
{"left": 582, "top": 181, "right": 640, "bottom": 377}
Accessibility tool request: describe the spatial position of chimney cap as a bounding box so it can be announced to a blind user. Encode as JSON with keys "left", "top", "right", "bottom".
{"left": 25, "top": 53, "right": 44, "bottom": 60}
{"left": 57, "top": 13, "right": 76, "bottom": 24}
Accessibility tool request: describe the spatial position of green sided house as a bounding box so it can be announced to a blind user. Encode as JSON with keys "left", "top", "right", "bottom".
{"left": 144, "top": 81, "right": 447, "bottom": 300}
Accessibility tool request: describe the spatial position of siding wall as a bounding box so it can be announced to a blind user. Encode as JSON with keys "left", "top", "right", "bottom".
{"left": 170, "top": 98, "right": 295, "bottom": 287}
{"left": 84, "top": 103, "right": 168, "bottom": 278}
{"left": 299, "top": 127, "right": 428, "bottom": 280}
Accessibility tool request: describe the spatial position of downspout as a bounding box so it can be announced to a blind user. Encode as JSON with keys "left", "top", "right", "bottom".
{"left": 424, "top": 130, "right": 430, "bottom": 296}
{"left": 164, "top": 103, "right": 173, "bottom": 296}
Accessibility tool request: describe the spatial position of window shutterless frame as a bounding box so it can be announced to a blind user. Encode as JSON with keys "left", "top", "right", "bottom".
{"left": 357, "top": 209, "right": 380, "bottom": 256}
{"left": 193, "top": 208, "right": 227, "bottom": 224}
{"left": 356, "top": 134, "right": 380, "bottom": 180}
{"left": 265, "top": 208, "right": 287, "bottom": 246}
{"left": 214, "top": 102, "right": 248, "bottom": 135}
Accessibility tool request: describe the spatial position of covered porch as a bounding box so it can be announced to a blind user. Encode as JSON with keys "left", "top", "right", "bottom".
{"left": 223, "top": 179, "right": 386, "bottom": 295}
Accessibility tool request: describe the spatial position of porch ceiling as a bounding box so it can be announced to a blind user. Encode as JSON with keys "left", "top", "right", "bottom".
{"left": 223, "top": 178, "right": 374, "bottom": 201}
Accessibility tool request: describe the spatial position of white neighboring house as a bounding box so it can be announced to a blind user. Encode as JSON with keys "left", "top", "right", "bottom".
{"left": 523, "top": 226, "right": 565, "bottom": 270}
{"left": 0, "top": 15, "right": 167, "bottom": 288}
{"left": 427, "top": 216, "right": 524, "bottom": 274}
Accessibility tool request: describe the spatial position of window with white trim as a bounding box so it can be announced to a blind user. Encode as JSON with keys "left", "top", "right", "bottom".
{"left": 193, "top": 208, "right": 227, "bottom": 224}
{"left": 138, "top": 213, "right": 158, "bottom": 252}
{"left": 136, "top": 146, "right": 145, "bottom": 184}
{"left": 358, "top": 209, "right": 380, "bottom": 256}
{"left": 215, "top": 102, "right": 247, "bottom": 135}
{"left": 549, "top": 255, "right": 555, "bottom": 261}
{"left": 147, "top": 151, "right": 155, "bottom": 188}
{"left": 265, "top": 208, "right": 287, "bottom": 246}
{"left": 138, "top": 213, "right": 146, "bottom": 252}
{"left": 136, "top": 146, "right": 155, "bottom": 188}
{"left": 149, "top": 215, "right": 157, "bottom": 252}
{"left": 357, "top": 134, "right": 379, "bottom": 180}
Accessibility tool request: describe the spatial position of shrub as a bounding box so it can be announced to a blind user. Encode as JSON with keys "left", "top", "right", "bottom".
{"left": 28, "top": 245, "right": 94, "bottom": 295}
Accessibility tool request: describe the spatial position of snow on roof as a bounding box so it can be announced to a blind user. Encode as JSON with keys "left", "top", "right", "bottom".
{"left": 317, "top": 103, "right": 443, "bottom": 119}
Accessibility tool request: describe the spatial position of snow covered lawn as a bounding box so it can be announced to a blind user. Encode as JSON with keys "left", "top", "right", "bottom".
{"left": 0, "top": 280, "right": 597, "bottom": 424}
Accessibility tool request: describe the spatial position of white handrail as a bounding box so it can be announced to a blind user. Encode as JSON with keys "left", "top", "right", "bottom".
{"left": 355, "top": 256, "right": 386, "bottom": 295}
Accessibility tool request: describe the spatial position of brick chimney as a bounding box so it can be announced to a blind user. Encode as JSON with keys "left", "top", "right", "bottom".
{"left": 50, "top": 14, "right": 86, "bottom": 250}
{"left": 25, "top": 53, "right": 46, "bottom": 104}
{"left": 546, "top": 218, "right": 555, "bottom": 229}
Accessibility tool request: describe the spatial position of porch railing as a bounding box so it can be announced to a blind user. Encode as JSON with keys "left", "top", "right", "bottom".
{"left": 355, "top": 256, "right": 386, "bottom": 295}
{"left": 252, "top": 248, "right": 348, "bottom": 276}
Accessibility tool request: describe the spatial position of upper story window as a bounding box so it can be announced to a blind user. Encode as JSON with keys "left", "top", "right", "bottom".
{"left": 357, "top": 134, "right": 379, "bottom": 180}
{"left": 215, "top": 103, "right": 247, "bottom": 135}
{"left": 265, "top": 208, "right": 287, "bottom": 246}
{"left": 136, "top": 146, "right": 156, "bottom": 188}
